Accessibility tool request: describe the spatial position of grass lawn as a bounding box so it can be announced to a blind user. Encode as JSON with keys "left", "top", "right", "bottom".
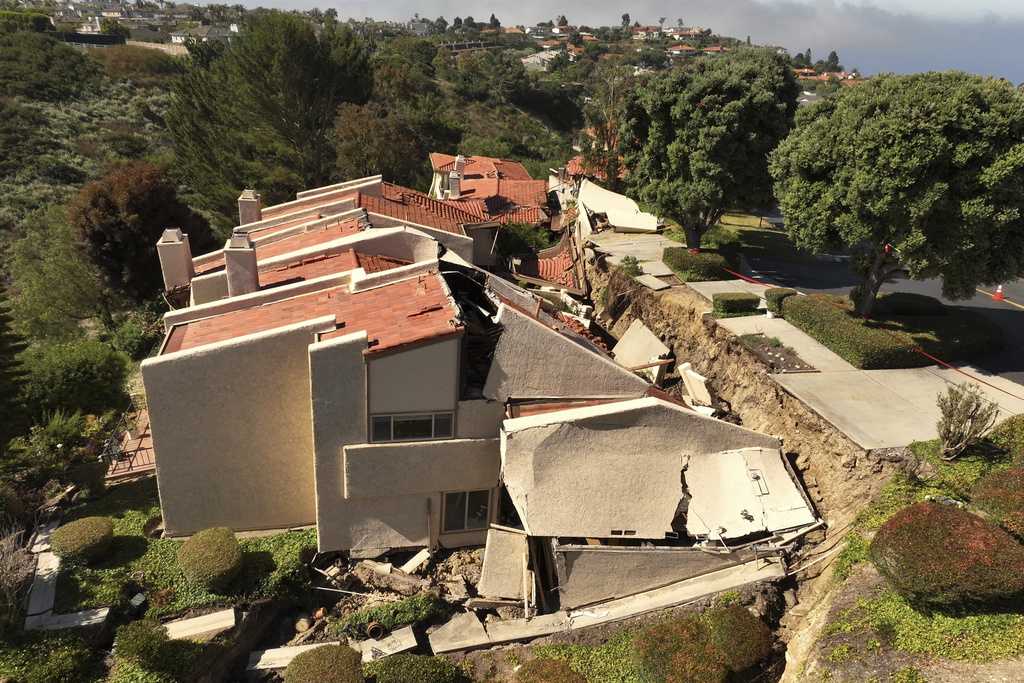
{"left": 826, "top": 422, "right": 1024, "bottom": 665}
{"left": 55, "top": 478, "right": 316, "bottom": 618}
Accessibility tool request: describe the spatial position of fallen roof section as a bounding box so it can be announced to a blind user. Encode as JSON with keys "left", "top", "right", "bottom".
{"left": 578, "top": 179, "right": 661, "bottom": 233}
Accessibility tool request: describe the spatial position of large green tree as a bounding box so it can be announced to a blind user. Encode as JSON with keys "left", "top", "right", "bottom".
{"left": 0, "top": 287, "right": 27, "bottom": 448}
{"left": 621, "top": 49, "right": 799, "bottom": 248}
{"left": 0, "top": 32, "right": 100, "bottom": 102}
{"left": 70, "top": 161, "right": 217, "bottom": 303}
{"left": 167, "top": 12, "right": 372, "bottom": 228}
{"left": 770, "top": 72, "right": 1024, "bottom": 317}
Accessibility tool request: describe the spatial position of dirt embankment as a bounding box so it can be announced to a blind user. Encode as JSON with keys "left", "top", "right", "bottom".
{"left": 592, "top": 264, "right": 903, "bottom": 531}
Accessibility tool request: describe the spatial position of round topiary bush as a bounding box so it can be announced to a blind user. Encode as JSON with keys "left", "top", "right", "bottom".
{"left": 113, "top": 620, "right": 168, "bottom": 669}
{"left": 176, "top": 527, "right": 242, "bottom": 592}
{"left": 515, "top": 658, "right": 585, "bottom": 683}
{"left": 50, "top": 516, "right": 113, "bottom": 563}
{"left": 365, "top": 653, "right": 463, "bottom": 683}
{"left": 702, "top": 605, "right": 773, "bottom": 672}
{"left": 971, "top": 467, "right": 1024, "bottom": 539}
{"left": 633, "top": 615, "right": 729, "bottom": 683}
{"left": 869, "top": 501, "right": 1024, "bottom": 608}
{"left": 284, "top": 644, "right": 363, "bottom": 683}
{"left": 990, "top": 414, "right": 1024, "bottom": 461}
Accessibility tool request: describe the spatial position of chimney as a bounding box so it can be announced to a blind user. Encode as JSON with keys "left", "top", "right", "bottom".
{"left": 448, "top": 171, "right": 461, "bottom": 199}
{"left": 237, "top": 189, "right": 262, "bottom": 226}
{"left": 156, "top": 228, "right": 194, "bottom": 291}
{"left": 455, "top": 154, "right": 466, "bottom": 177}
{"left": 224, "top": 233, "right": 259, "bottom": 296}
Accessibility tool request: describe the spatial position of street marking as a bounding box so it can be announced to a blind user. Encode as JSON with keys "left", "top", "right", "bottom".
{"left": 977, "top": 288, "right": 1024, "bottom": 311}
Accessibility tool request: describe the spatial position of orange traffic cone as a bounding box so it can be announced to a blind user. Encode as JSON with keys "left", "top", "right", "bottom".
{"left": 993, "top": 285, "right": 1006, "bottom": 302}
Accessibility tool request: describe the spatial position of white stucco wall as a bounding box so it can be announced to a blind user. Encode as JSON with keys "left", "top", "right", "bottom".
{"left": 189, "top": 271, "right": 228, "bottom": 305}
{"left": 343, "top": 438, "right": 500, "bottom": 499}
{"left": 483, "top": 305, "right": 649, "bottom": 402}
{"left": 456, "top": 399, "right": 505, "bottom": 438}
{"left": 367, "top": 337, "right": 459, "bottom": 415}
{"left": 500, "top": 397, "right": 781, "bottom": 539}
{"left": 142, "top": 317, "right": 335, "bottom": 536}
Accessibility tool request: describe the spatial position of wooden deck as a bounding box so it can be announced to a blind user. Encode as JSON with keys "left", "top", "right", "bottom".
{"left": 105, "top": 409, "right": 156, "bottom": 480}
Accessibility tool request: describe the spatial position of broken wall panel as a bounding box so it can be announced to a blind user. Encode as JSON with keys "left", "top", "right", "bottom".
{"left": 477, "top": 528, "right": 528, "bottom": 600}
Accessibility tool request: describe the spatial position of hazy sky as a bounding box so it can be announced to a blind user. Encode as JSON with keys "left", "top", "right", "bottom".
{"left": 236, "top": 0, "right": 1024, "bottom": 82}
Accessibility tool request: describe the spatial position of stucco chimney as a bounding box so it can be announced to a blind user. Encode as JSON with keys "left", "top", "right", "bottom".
{"left": 455, "top": 154, "right": 466, "bottom": 176}
{"left": 156, "top": 228, "right": 194, "bottom": 291}
{"left": 237, "top": 189, "right": 262, "bottom": 226}
{"left": 448, "top": 171, "right": 461, "bottom": 199}
{"left": 224, "top": 233, "right": 259, "bottom": 296}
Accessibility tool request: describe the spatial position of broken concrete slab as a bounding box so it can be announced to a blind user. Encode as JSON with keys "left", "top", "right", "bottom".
{"left": 247, "top": 642, "right": 345, "bottom": 671}
{"left": 442, "top": 575, "right": 470, "bottom": 603}
{"left": 355, "top": 625, "right": 417, "bottom": 663}
{"left": 477, "top": 529, "right": 527, "bottom": 601}
{"left": 640, "top": 260, "right": 674, "bottom": 277}
{"left": 165, "top": 607, "right": 237, "bottom": 641}
{"left": 635, "top": 274, "right": 670, "bottom": 291}
{"left": 25, "top": 550, "right": 59, "bottom": 619}
{"left": 26, "top": 607, "right": 110, "bottom": 631}
{"left": 685, "top": 279, "right": 768, "bottom": 303}
{"left": 30, "top": 521, "right": 59, "bottom": 554}
{"left": 399, "top": 548, "right": 431, "bottom": 575}
{"left": 680, "top": 362, "right": 712, "bottom": 406}
{"left": 427, "top": 611, "right": 489, "bottom": 653}
{"left": 612, "top": 319, "right": 672, "bottom": 384}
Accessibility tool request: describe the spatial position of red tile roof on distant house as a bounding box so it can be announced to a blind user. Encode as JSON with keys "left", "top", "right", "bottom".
{"left": 430, "top": 154, "right": 550, "bottom": 225}
{"left": 357, "top": 183, "right": 482, "bottom": 236}
{"left": 164, "top": 273, "right": 460, "bottom": 355}
{"left": 429, "top": 154, "right": 534, "bottom": 181}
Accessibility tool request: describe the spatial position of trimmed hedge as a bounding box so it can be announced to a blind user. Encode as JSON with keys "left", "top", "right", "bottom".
{"left": 869, "top": 502, "right": 1024, "bottom": 608}
{"left": 971, "top": 467, "right": 1024, "bottom": 540}
{"left": 991, "top": 414, "right": 1024, "bottom": 461}
{"left": 176, "top": 527, "right": 242, "bottom": 592}
{"left": 712, "top": 292, "right": 761, "bottom": 316}
{"left": 662, "top": 248, "right": 730, "bottom": 282}
{"left": 51, "top": 516, "right": 113, "bottom": 563}
{"left": 875, "top": 292, "right": 946, "bottom": 317}
{"left": 634, "top": 614, "right": 729, "bottom": 683}
{"left": 365, "top": 654, "right": 464, "bottom": 683}
{"left": 764, "top": 287, "right": 797, "bottom": 314}
{"left": 285, "top": 644, "right": 363, "bottom": 683}
{"left": 781, "top": 294, "right": 922, "bottom": 369}
{"left": 515, "top": 658, "right": 586, "bottom": 683}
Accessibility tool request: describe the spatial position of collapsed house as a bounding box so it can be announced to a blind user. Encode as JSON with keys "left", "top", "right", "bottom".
{"left": 144, "top": 174, "right": 819, "bottom": 630}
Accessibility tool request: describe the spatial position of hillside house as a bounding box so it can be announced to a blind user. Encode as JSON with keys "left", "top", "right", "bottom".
{"left": 428, "top": 154, "right": 551, "bottom": 227}
{"left": 145, "top": 176, "right": 819, "bottom": 609}
{"left": 631, "top": 25, "right": 662, "bottom": 41}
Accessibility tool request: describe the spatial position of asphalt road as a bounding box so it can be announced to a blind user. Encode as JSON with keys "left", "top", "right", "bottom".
{"left": 742, "top": 254, "right": 1024, "bottom": 388}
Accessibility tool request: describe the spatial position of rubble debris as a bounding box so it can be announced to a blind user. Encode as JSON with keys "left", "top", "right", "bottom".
{"left": 680, "top": 362, "right": 713, "bottom": 406}
{"left": 441, "top": 575, "right": 470, "bottom": 603}
{"left": 612, "top": 319, "right": 673, "bottom": 384}
{"left": 353, "top": 562, "right": 430, "bottom": 597}
{"left": 399, "top": 548, "right": 431, "bottom": 575}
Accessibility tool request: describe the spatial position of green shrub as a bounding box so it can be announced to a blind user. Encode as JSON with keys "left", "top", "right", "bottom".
{"left": 972, "top": 467, "right": 1024, "bottom": 539}
{"left": 991, "top": 414, "right": 1024, "bottom": 461}
{"left": 662, "top": 248, "right": 730, "bottom": 281}
{"left": 0, "top": 632, "right": 103, "bottom": 683}
{"left": 285, "top": 644, "right": 364, "bottom": 683}
{"left": 764, "top": 287, "right": 797, "bottom": 314}
{"left": 176, "top": 527, "right": 242, "bottom": 592}
{"left": 68, "top": 460, "right": 107, "bottom": 498}
{"left": 0, "top": 10, "right": 52, "bottom": 33}
{"left": 365, "top": 654, "right": 464, "bottom": 683}
{"left": 107, "top": 659, "right": 176, "bottom": 683}
{"left": 515, "top": 658, "right": 585, "bottom": 683}
{"left": 869, "top": 502, "right": 1024, "bottom": 608}
{"left": 18, "top": 339, "right": 130, "bottom": 420}
{"left": 633, "top": 615, "right": 729, "bottom": 683}
{"left": 712, "top": 292, "right": 761, "bottom": 316}
{"left": 875, "top": 292, "right": 946, "bottom": 316}
{"left": 618, "top": 255, "right": 642, "bottom": 277}
{"left": 51, "top": 515, "right": 113, "bottom": 563}
{"left": 114, "top": 620, "right": 169, "bottom": 669}
{"left": 702, "top": 605, "right": 773, "bottom": 672}
{"left": 108, "top": 311, "right": 163, "bottom": 360}
{"left": 782, "top": 294, "right": 921, "bottom": 369}
{"left": 330, "top": 592, "right": 447, "bottom": 639}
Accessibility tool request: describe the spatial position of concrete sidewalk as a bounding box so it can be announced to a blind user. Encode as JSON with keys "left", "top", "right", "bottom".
{"left": 717, "top": 316, "right": 854, "bottom": 373}
{"left": 686, "top": 279, "right": 769, "bottom": 301}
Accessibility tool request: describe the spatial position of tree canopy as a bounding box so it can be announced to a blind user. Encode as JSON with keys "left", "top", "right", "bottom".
{"left": 167, "top": 12, "right": 372, "bottom": 228}
{"left": 70, "top": 161, "right": 217, "bottom": 303}
{"left": 0, "top": 32, "right": 100, "bottom": 101}
{"left": 770, "top": 72, "right": 1024, "bottom": 316}
{"left": 621, "top": 49, "right": 799, "bottom": 248}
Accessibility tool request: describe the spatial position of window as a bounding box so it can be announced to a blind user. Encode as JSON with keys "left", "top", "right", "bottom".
{"left": 369, "top": 412, "right": 454, "bottom": 442}
{"left": 443, "top": 489, "right": 491, "bottom": 533}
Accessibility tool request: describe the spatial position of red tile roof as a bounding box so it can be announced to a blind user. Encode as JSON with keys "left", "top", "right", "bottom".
{"left": 429, "top": 154, "right": 533, "bottom": 181}
{"left": 514, "top": 233, "right": 582, "bottom": 290}
{"left": 430, "top": 154, "right": 549, "bottom": 225}
{"left": 258, "top": 251, "right": 359, "bottom": 288}
{"left": 358, "top": 183, "right": 481, "bottom": 235}
{"left": 193, "top": 217, "right": 365, "bottom": 275}
{"left": 164, "top": 273, "right": 460, "bottom": 355}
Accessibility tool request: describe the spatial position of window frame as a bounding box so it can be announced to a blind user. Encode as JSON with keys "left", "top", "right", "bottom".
{"left": 368, "top": 411, "right": 455, "bottom": 443}
{"left": 441, "top": 488, "right": 492, "bottom": 534}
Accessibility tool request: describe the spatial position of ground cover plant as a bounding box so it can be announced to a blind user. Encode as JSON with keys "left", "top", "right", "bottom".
{"left": 285, "top": 644, "right": 363, "bottom": 683}
{"left": 364, "top": 653, "right": 465, "bottom": 683}
{"left": 54, "top": 478, "right": 315, "bottom": 618}
{"left": 328, "top": 592, "right": 447, "bottom": 639}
